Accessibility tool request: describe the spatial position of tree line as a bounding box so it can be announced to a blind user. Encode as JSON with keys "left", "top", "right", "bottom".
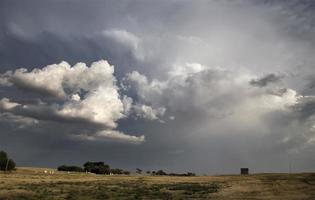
{"left": 58, "top": 162, "right": 195, "bottom": 176}
{"left": 58, "top": 161, "right": 130, "bottom": 175}
{"left": 145, "top": 170, "right": 196, "bottom": 176}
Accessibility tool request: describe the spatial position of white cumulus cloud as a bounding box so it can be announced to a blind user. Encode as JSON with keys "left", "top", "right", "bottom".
{"left": 74, "top": 130, "right": 145, "bottom": 144}
{"left": 0, "top": 60, "right": 145, "bottom": 143}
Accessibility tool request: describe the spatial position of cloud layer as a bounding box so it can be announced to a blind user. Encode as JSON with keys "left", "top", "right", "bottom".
{"left": 1, "top": 0, "right": 315, "bottom": 173}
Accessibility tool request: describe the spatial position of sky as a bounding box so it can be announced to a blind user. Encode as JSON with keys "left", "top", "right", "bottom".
{"left": 0, "top": 0, "right": 315, "bottom": 174}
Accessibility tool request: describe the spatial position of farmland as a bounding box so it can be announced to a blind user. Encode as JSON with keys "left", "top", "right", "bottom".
{"left": 0, "top": 168, "right": 315, "bottom": 199}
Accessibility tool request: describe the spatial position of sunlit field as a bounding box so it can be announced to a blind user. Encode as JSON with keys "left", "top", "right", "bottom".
{"left": 0, "top": 168, "right": 315, "bottom": 200}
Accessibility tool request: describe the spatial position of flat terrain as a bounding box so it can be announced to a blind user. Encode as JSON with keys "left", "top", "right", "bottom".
{"left": 0, "top": 168, "right": 315, "bottom": 200}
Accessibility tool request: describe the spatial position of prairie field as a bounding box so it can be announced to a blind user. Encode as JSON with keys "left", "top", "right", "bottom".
{"left": 0, "top": 168, "right": 315, "bottom": 200}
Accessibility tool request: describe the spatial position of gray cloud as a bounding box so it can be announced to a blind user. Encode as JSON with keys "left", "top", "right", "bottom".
{"left": 250, "top": 73, "right": 284, "bottom": 87}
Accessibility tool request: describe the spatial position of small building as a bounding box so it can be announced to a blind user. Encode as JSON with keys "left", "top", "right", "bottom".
{"left": 240, "top": 168, "right": 249, "bottom": 175}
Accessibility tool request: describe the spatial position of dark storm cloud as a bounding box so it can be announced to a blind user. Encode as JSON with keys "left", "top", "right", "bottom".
{"left": 250, "top": 73, "right": 283, "bottom": 87}
{"left": 0, "top": 0, "right": 181, "bottom": 76}
{"left": 293, "top": 97, "right": 315, "bottom": 121}
{"left": 1, "top": 0, "right": 315, "bottom": 173}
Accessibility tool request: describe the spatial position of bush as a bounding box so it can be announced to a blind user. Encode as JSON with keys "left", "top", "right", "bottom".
{"left": 110, "top": 168, "right": 123, "bottom": 174}
{"left": 123, "top": 171, "right": 130, "bottom": 175}
{"left": 155, "top": 170, "right": 167, "bottom": 176}
{"left": 151, "top": 170, "right": 196, "bottom": 176}
{"left": 57, "top": 165, "right": 83, "bottom": 172}
{"left": 0, "top": 151, "right": 16, "bottom": 171}
{"left": 169, "top": 172, "right": 196, "bottom": 176}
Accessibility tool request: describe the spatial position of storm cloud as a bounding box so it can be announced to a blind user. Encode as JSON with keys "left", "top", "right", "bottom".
{"left": 250, "top": 73, "right": 284, "bottom": 87}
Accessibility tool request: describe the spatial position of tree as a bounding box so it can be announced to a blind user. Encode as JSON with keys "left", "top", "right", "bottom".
{"left": 57, "top": 165, "right": 83, "bottom": 172}
{"left": 146, "top": 170, "right": 151, "bottom": 174}
{"left": 0, "top": 151, "right": 16, "bottom": 171}
{"left": 83, "top": 161, "right": 96, "bottom": 172}
{"left": 83, "top": 161, "right": 110, "bottom": 174}
{"left": 186, "top": 172, "right": 196, "bottom": 176}
{"left": 136, "top": 168, "right": 142, "bottom": 174}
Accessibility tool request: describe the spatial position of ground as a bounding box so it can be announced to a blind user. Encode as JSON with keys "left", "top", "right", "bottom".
{"left": 0, "top": 168, "right": 315, "bottom": 199}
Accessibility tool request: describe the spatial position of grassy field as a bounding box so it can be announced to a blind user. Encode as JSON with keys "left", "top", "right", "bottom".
{"left": 0, "top": 168, "right": 315, "bottom": 199}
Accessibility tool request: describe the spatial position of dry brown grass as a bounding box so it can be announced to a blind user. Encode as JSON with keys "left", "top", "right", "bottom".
{"left": 0, "top": 168, "right": 314, "bottom": 199}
